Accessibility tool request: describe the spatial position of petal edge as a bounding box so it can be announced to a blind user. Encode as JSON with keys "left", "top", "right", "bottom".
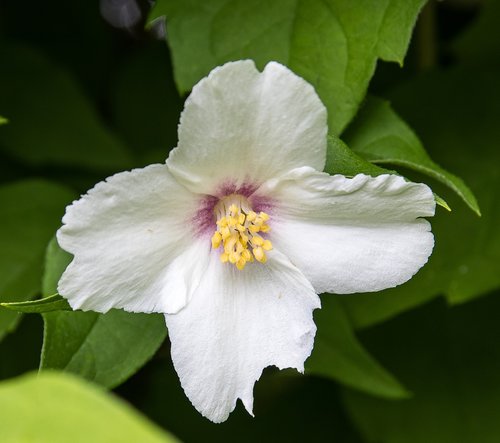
{"left": 165, "top": 249, "right": 320, "bottom": 423}
{"left": 167, "top": 60, "right": 327, "bottom": 194}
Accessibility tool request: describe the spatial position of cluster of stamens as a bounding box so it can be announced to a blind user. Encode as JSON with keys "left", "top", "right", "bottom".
{"left": 211, "top": 196, "right": 272, "bottom": 270}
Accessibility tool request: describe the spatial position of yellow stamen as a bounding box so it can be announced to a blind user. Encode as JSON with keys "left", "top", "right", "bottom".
{"left": 229, "top": 252, "right": 240, "bottom": 264}
{"left": 240, "top": 233, "right": 249, "bottom": 246}
{"left": 211, "top": 195, "right": 272, "bottom": 270}
{"left": 217, "top": 217, "right": 228, "bottom": 227}
{"left": 253, "top": 246, "right": 267, "bottom": 263}
{"left": 236, "top": 258, "right": 247, "bottom": 270}
{"left": 249, "top": 224, "right": 260, "bottom": 233}
{"left": 260, "top": 224, "right": 270, "bottom": 233}
{"left": 242, "top": 249, "right": 252, "bottom": 261}
{"left": 221, "top": 226, "right": 231, "bottom": 240}
{"left": 252, "top": 236, "right": 264, "bottom": 246}
{"left": 224, "top": 234, "right": 238, "bottom": 254}
{"left": 262, "top": 240, "right": 273, "bottom": 251}
{"left": 211, "top": 231, "right": 222, "bottom": 249}
{"left": 236, "top": 240, "right": 244, "bottom": 253}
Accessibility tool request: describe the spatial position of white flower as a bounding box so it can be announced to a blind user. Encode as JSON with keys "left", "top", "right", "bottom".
{"left": 57, "top": 60, "right": 435, "bottom": 423}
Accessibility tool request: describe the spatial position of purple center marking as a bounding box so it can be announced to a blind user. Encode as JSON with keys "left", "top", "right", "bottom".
{"left": 192, "top": 179, "right": 276, "bottom": 237}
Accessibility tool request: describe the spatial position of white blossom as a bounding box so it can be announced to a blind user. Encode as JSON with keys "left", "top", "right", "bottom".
{"left": 57, "top": 60, "right": 435, "bottom": 423}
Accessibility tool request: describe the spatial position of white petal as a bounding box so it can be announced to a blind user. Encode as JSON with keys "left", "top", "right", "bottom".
{"left": 57, "top": 164, "right": 210, "bottom": 314}
{"left": 260, "top": 168, "right": 435, "bottom": 294}
{"left": 167, "top": 60, "right": 327, "bottom": 194}
{"left": 165, "top": 249, "right": 320, "bottom": 423}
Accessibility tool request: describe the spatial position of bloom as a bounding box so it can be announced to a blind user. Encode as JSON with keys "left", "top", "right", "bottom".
{"left": 57, "top": 60, "right": 435, "bottom": 422}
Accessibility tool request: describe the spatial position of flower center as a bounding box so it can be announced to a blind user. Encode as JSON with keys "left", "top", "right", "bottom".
{"left": 211, "top": 194, "right": 273, "bottom": 270}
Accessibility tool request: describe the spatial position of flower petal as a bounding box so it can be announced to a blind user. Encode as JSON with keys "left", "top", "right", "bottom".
{"left": 260, "top": 168, "right": 435, "bottom": 294}
{"left": 57, "top": 164, "right": 210, "bottom": 314}
{"left": 167, "top": 60, "right": 327, "bottom": 194}
{"left": 165, "top": 249, "right": 320, "bottom": 423}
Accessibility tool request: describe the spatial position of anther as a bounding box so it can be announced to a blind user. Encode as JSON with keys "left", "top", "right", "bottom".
{"left": 253, "top": 247, "right": 266, "bottom": 263}
{"left": 211, "top": 195, "right": 272, "bottom": 270}
{"left": 211, "top": 231, "right": 222, "bottom": 249}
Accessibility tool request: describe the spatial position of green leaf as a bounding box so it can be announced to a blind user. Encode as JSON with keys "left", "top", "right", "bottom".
{"left": 0, "top": 372, "right": 178, "bottom": 443}
{"left": 0, "top": 44, "right": 133, "bottom": 171}
{"left": 42, "top": 236, "right": 73, "bottom": 296}
{"left": 342, "top": 66, "right": 500, "bottom": 328}
{"left": 0, "top": 116, "right": 7, "bottom": 125}
{"left": 0, "top": 180, "right": 75, "bottom": 341}
{"left": 433, "top": 194, "right": 451, "bottom": 212}
{"left": 40, "top": 239, "right": 167, "bottom": 388}
{"left": 343, "top": 96, "right": 480, "bottom": 215}
{"left": 326, "top": 136, "right": 450, "bottom": 210}
{"left": 150, "top": 0, "right": 427, "bottom": 134}
{"left": 306, "top": 297, "right": 409, "bottom": 399}
{"left": 342, "top": 293, "right": 500, "bottom": 443}
{"left": 0, "top": 294, "right": 71, "bottom": 313}
{"left": 341, "top": 262, "right": 441, "bottom": 330}
{"left": 41, "top": 310, "right": 168, "bottom": 389}
{"left": 388, "top": 67, "right": 500, "bottom": 305}
{"left": 325, "top": 135, "right": 392, "bottom": 177}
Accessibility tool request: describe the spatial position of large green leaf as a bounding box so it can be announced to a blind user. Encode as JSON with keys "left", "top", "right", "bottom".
{"left": 327, "top": 135, "right": 451, "bottom": 211}
{"left": 40, "top": 239, "right": 167, "bottom": 388}
{"left": 341, "top": 66, "right": 500, "bottom": 328}
{"left": 342, "top": 293, "right": 500, "bottom": 443}
{"left": 150, "top": 0, "right": 426, "bottom": 134}
{"left": 343, "top": 96, "right": 479, "bottom": 215}
{"left": 325, "top": 136, "right": 391, "bottom": 178}
{"left": 0, "top": 372, "right": 178, "bottom": 443}
{"left": 306, "top": 297, "right": 409, "bottom": 399}
{"left": 0, "top": 45, "right": 133, "bottom": 171}
{"left": 41, "top": 236, "right": 74, "bottom": 297}
{"left": 388, "top": 67, "right": 500, "bottom": 305}
{"left": 41, "top": 310, "right": 167, "bottom": 389}
{"left": 0, "top": 180, "right": 75, "bottom": 340}
{"left": 340, "top": 260, "right": 441, "bottom": 330}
